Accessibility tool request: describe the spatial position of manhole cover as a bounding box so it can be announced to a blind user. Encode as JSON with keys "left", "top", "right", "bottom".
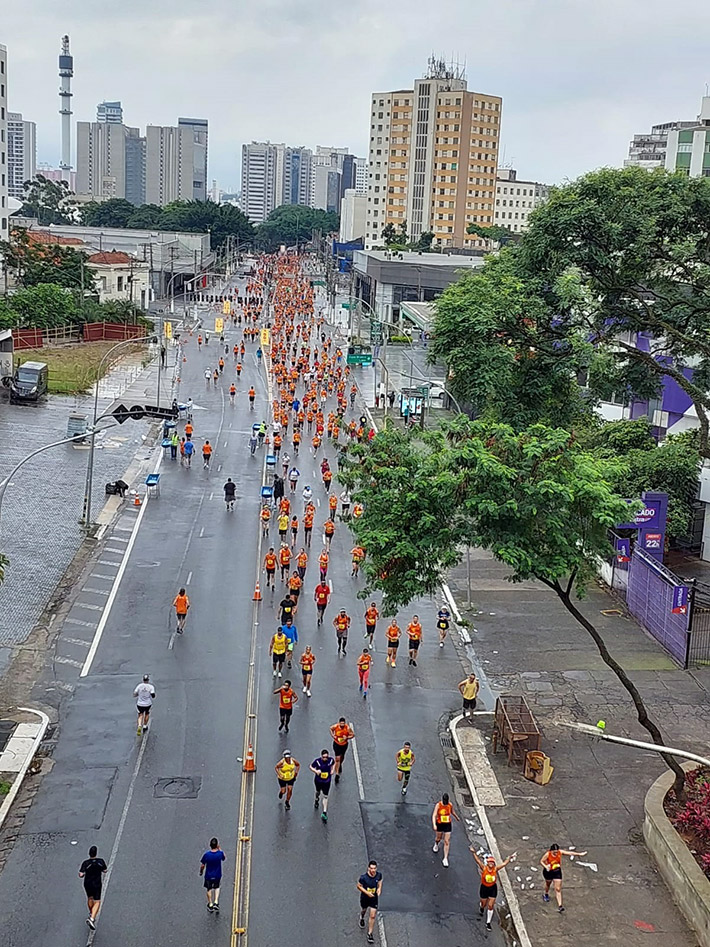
{"left": 154, "top": 776, "right": 201, "bottom": 799}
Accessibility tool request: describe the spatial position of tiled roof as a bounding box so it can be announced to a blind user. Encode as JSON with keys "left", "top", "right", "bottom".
{"left": 87, "top": 251, "right": 135, "bottom": 264}
{"left": 26, "top": 229, "right": 85, "bottom": 247}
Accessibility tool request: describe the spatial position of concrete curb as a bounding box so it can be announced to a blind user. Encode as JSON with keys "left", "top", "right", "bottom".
{"left": 644, "top": 762, "right": 710, "bottom": 947}
{"left": 0, "top": 707, "right": 50, "bottom": 833}
{"left": 450, "top": 714, "right": 532, "bottom": 947}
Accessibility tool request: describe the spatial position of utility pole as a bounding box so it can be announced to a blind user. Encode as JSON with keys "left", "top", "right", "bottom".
{"left": 168, "top": 246, "right": 177, "bottom": 314}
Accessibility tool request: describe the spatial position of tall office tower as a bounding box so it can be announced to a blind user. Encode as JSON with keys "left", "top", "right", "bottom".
{"left": 0, "top": 45, "right": 8, "bottom": 240}
{"left": 178, "top": 117, "right": 208, "bottom": 200}
{"left": 7, "top": 112, "right": 37, "bottom": 200}
{"left": 241, "top": 142, "right": 281, "bottom": 224}
{"left": 365, "top": 58, "right": 502, "bottom": 249}
{"left": 124, "top": 127, "right": 146, "bottom": 206}
{"left": 282, "top": 146, "right": 313, "bottom": 207}
{"left": 76, "top": 121, "right": 129, "bottom": 200}
{"left": 97, "top": 101, "right": 123, "bottom": 124}
{"left": 145, "top": 125, "right": 194, "bottom": 205}
{"left": 354, "top": 157, "right": 368, "bottom": 194}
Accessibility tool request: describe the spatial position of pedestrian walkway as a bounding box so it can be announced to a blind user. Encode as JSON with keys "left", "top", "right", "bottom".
{"left": 447, "top": 549, "right": 705, "bottom": 947}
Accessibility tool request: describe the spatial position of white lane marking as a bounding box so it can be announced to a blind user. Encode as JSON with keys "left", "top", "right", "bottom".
{"left": 110, "top": 535, "right": 129, "bottom": 543}
{"left": 186, "top": 571, "right": 193, "bottom": 585}
{"left": 105, "top": 546, "right": 128, "bottom": 554}
{"left": 350, "top": 736, "right": 366, "bottom": 801}
{"left": 55, "top": 656, "right": 83, "bottom": 669}
{"left": 209, "top": 491, "right": 214, "bottom": 501}
{"left": 64, "top": 617, "right": 97, "bottom": 628}
{"left": 53, "top": 681, "right": 75, "bottom": 694}
{"left": 199, "top": 526, "right": 205, "bottom": 538}
{"left": 113, "top": 526, "right": 133, "bottom": 532}
{"left": 83, "top": 587, "right": 110, "bottom": 596}
{"left": 95, "top": 732, "right": 149, "bottom": 930}
{"left": 81, "top": 453, "right": 161, "bottom": 677}
{"left": 61, "top": 637, "right": 91, "bottom": 649}
{"left": 442, "top": 583, "right": 462, "bottom": 623}
{"left": 97, "top": 560, "right": 121, "bottom": 567}
{"left": 377, "top": 915, "right": 388, "bottom": 947}
{"left": 75, "top": 602, "right": 103, "bottom": 611}
{"left": 90, "top": 573, "right": 115, "bottom": 580}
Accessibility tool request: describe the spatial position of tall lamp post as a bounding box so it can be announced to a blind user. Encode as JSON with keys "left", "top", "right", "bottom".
{"left": 81, "top": 333, "right": 155, "bottom": 527}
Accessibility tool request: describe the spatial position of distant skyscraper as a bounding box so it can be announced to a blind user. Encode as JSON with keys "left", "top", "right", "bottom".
{"left": 145, "top": 125, "right": 194, "bottom": 205}
{"left": 8, "top": 112, "right": 36, "bottom": 200}
{"left": 283, "top": 146, "right": 313, "bottom": 207}
{"left": 124, "top": 128, "right": 146, "bottom": 206}
{"left": 178, "top": 117, "right": 208, "bottom": 200}
{"left": 76, "top": 121, "right": 129, "bottom": 200}
{"left": 97, "top": 101, "right": 123, "bottom": 124}
{"left": 241, "top": 142, "right": 282, "bottom": 224}
{"left": 0, "top": 44, "right": 8, "bottom": 239}
{"left": 365, "top": 58, "right": 502, "bottom": 249}
{"left": 354, "top": 158, "right": 367, "bottom": 195}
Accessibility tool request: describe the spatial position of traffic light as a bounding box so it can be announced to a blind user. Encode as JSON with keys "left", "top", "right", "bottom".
{"left": 112, "top": 403, "right": 178, "bottom": 424}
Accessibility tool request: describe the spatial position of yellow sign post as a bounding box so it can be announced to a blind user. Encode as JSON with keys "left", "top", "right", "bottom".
{"left": 215, "top": 317, "right": 224, "bottom": 334}
{"left": 164, "top": 320, "right": 173, "bottom": 339}
{"left": 260, "top": 328, "right": 270, "bottom": 349}
{"left": 222, "top": 299, "right": 231, "bottom": 315}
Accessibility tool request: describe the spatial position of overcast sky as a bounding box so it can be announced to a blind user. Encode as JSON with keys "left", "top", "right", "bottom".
{"left": 3, "top": 0, "right": 710, "bottom": 192}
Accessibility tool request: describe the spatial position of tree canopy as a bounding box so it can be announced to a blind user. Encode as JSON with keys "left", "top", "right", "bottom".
{"left": 0, "top": 227, "right": 95, "bottom": 292}
{"left": 433, "top": 166, "right": 710, "bottom": 457}
{"left": 254, "top": 205, "right": 339, "bottom": 252}
{"left": 17, "top": 175, "right": 78, "bottom": 225}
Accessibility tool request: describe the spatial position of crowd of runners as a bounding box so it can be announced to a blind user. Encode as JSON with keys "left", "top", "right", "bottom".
{"left": 83, "top": 254, "right": 578, "bottom": 939}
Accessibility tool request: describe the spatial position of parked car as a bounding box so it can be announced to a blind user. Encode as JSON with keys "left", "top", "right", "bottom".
{"left": 10, "top": 361, "right": 49, "bottom": 403}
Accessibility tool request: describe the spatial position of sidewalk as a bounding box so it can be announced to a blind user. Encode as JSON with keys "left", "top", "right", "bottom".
{"left": 447, "top": 548, "right": 707, "bottom": 946}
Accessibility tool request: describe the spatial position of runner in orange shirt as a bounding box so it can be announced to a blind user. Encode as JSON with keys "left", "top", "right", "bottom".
{"left": 318, "top": 549, "right": 329, "bottom": 581}
{"left": 173, "top": 588, "right": 190, "bottom": 634}
{"left": 357, "top": 647, "right": 372, "bottom": 698}
{"left": 432, "top": 792, "right": 461, "bottom": 868}
{"left": 364, "top": 603, "right": 379, "bottom": 647}
{"left": 385, "top": 619, "right": 401, "bottom": 667}
{"left": 263, "top": 547, "right": 277, "bottom": 590}
{"left": 351, "top": 545, "right": 365, "bottom": 577}
{"left": 407, "top": 616, "right": 423, "bottom": 666}
{"left": 296, "top": 548, "right": 308, "bottom": 578}
{"left": 274, "top": 680, "right": 298, "bottom": 733}
{"left": 303, "top": 507, "right": 314, "bottom": 547}
{"left": 279, "top": 544, "right": 292, "bottom": 582}
{"left": 324, "top": 519, "right": 335, "bottom": 548}
{"left": 333, "top": 608, "right": 350, "bottom": 656}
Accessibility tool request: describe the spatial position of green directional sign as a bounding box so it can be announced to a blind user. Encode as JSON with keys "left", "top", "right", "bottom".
{"left": 341, "top": 301, "right": 355, "bottom": 310}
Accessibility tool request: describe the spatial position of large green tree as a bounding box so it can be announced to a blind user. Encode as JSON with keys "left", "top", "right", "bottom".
{"left": 254, "top": 205, "right": 339, "bottom": 252}
{"left": 80, "top": 198, "right": 137, "bottom": 228}
{"left": 435, "top": 167, "right": 710, "bottom": 456}
{"left": 17, "top": 174, "right": 78, "bottom": 225}
{"left": 159, "top": 200, "right": 254, "bottom": 249}
{"left": 0, "top": 284, "right": 82, "bottom": 329}
{"left": 0, "top": 227, "right": 94, "bottom": 292}
{"left": 341, "top": 420, "right": 687, "bottom": 795}
{"left": 431, "top": 250, "right": 588, "bottom": 428}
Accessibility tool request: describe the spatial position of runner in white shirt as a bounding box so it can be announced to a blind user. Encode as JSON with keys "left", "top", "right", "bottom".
{"left": 134, "top": 674, "right": 156, "bottom": 736}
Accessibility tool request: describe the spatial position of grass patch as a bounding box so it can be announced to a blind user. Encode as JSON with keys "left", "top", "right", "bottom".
{"left": 0, "top": 779, "right": 11, "bottom": 797}
{"left": 14, "top": 341, "right": 149, "bottom": 394}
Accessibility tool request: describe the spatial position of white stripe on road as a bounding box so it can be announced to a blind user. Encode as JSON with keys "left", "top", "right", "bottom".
{"left": 81, "top": 453, "right": 161, "bottom": 677}
{"left": 90, "top": 573, "right": 116, "bottom": 580}
{"left": 64, "top": 617, "right": 97, "bottom": 628}
{"left": 83, "top": 587, "right": 110, "bottom": 596}
{"left": 54, "top": 656, "right": 83, "bottom": 669}
{"left": 61, "top": 637, "right": 91, "bottom": 649}
{"left": 186, "top": 571, "right": 193, "bottom": 585}
{"left": 350, "top": 737, "right": 366, "bottom": 801}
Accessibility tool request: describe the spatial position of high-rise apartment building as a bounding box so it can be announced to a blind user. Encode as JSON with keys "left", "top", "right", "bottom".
{"left": 664, "top": 96, "right": 710, "bottom": 178}
{"left": 0, "top": 45, "right": 7, "bottom": 239}
{"left": 124, "top": 127, "right": 146, "bottom": 206}
{"left": 145, "top": 125, "right": 194, "bottom": 205}
{"left": 178, "top": 117, "right": 208, "bottom": 201}
{"left": 365, "top": 58, "right": 502, "bottom": 249}
{"left": 354, "top": 158, "right": 368, "bottom": 195}
{"left": 76, "top": 121, "right": 131, "bottom": 200}
{"left": 241, "top": 142, "right": 281, "bottom": 224}
{"left": 494, "top": 168, "right": 549, "bottom": 234}
{"left": 97, "top": 101, "right": 123, "bottom": 124}
{"left": 283, "top": 146, "right": 312, "bottom": 207}
{"left": 7, "top": 112, "right": 36, "bottom": 200}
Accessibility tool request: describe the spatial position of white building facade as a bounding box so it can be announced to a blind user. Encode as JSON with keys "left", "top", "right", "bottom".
{"left": 86, "top": 250, "right": 151, "bottom": 308}
{"left": 494, "top": 168, "right": 549, "bottom": 233}
{"left": 339, "top": 189, "right": 367, "bottom": 242}
{"left": 7, "top": 112, "right": 36, "bottom": 200}
{"left": 145, "top": 125, "right": 194, "bottom": 205}
{"left": 664, "top": 96, "right": 710, "bottom": 178}
{"left": 241, "top": 142, "right": 281, "bottom": 224}
{"left": 76, "top": 121, "right": 129, "bottom": 200}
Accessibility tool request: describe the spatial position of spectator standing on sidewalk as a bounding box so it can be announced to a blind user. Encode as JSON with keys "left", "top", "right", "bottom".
{"left": 458, "top": 673, "right": 480, "bottom": 720}
{"left": 170, "top": 430, "right": 179, "bottom": 460}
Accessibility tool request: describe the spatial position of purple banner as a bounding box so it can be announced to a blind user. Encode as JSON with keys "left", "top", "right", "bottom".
{"left": 672, "top": 585, "right": 689, "bottom": 615}
{"left": 616, "top": 538, "right": 631, "bottom": 562}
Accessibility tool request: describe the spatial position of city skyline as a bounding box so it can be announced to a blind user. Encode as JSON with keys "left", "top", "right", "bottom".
{"left": 3, "top": 1, "right": 710, "bottom": 193}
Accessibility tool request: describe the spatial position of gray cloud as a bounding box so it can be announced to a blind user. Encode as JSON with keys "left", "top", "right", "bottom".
{"left": 3, "top": 0, "right": 710, "bottom": 189}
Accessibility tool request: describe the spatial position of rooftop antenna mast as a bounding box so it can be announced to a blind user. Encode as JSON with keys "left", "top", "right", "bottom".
{"left": 58, "top": 35, "right": 74, "bottom": 177}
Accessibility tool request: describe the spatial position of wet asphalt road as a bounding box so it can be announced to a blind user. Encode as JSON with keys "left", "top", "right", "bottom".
{"left": 0, "top": 288, "right": 504, "bottom": 947}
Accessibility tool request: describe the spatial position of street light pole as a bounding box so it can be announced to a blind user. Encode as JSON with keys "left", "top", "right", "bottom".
{"left": 560, "top": 721, "right": 710, "bottom": 768}
{"left": 82, "top": 333, "right": 154, "bottom": 527}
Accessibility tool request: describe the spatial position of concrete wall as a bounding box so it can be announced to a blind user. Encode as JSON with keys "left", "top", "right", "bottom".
{"left": 644, "top": 764, "right": 710, "bottom": 946}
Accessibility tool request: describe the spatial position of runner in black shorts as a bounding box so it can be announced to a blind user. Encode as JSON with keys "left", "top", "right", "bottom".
{"left": 275, "top": 751, "right": 300, "bottom": 810}
{"left": 310, "top": 749, "right": 335, "bottom": 822}
{"left": 330, "top": 716, "right": 354, "bottom": 783}
{"left": 357, "top": 860, "right": 383, "bottom": 944}
{"left": 471, "top": 848, "right": 516, "bottom": 931}
{"left": 79, "top": 845, "right": 107, "bottom": 930}
{"left": 540, "top": 843, "right": 586, "bottom": 912}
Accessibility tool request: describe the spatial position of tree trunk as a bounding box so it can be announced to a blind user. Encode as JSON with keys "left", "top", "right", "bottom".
{"left": 557, "top": 588, "right": 686, "bottom": 800}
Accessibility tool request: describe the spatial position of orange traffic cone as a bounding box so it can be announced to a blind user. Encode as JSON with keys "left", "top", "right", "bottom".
{"left": 253, "top": 581, "right": 262, "bottom": 602}
{"left": 243, "top": 743, "right": 256, "bottom": 772}
{"left": 183, "top": 355, "right": 187, "bottom": 363}
{"left": 134, "top": 494, "right": 142, "bottom": 507}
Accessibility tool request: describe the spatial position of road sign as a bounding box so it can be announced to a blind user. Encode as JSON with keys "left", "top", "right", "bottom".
{"left": 260, "top": 328, "right": 271, "bottom": 348}
{"left": 112, "top": 403, "right": 130, "bottom": 424}
{"left": 222, "top": 300, "right": 231, "bottom": 315}
{"left": 341, "top": 302, "right": 355, "bottom": 310}
{"left": 215, "top": 317, "right": 225, "bottom": 333}
{"left": 164, "top": 320, "right": 173, "bottom": 339}
{"left": 347, "top": 353, "right": 372, "bottom": 366}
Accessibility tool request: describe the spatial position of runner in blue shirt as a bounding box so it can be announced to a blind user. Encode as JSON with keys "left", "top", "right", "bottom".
{"left": 183, "top": 438, "right": 195, "bottom": 468}
{"left": 280, "top": 618, "right": 298, "bottom": 669}
{"left": 310, "top": 749, "right": 335, "bottom": 822}
{"left": 199, "top": 837, "right": 225, "bottom": 913}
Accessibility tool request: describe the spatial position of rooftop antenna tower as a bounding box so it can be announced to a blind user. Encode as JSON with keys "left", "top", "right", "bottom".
{"left": 58, "top": 35, "right": 74, "bottom": 175}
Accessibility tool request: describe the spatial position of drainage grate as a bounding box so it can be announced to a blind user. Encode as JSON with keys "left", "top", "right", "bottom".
{"left": 154, "top": 776, "right": 202, "bottom": 799}
{"left": 440, "top": 734, "right": 453, "bottom": 749}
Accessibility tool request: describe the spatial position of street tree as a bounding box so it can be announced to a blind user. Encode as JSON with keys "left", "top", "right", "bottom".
{"left": 342, "top": 420, "right": 687, "bottom": 796}
{"left": 431, "top": 250, "right": 588, "bottom": 429}
{"left": 80, "top": 198, "right": 136, "bottom": 228}
{"left": 381, "top": 223, "right": 397, "bottom": 247}
{"left": 0, "top": 227, "right": 94, "bottom": 291}
{"left": 18, "top": 174, "right": 78, "bottom": 225}
{"left": 0, "top": 283, "right": 81, "bottom": 329}
{"left": 466, "top": 222, "right": 519, "bottom": 247}
{"left": 253, "top": 205, "right": 338, "bottom": 252}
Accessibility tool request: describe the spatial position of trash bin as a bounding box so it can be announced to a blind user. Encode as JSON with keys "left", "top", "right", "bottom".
{"left": 67, "top": 414, "right": 88, "bottom": 440}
